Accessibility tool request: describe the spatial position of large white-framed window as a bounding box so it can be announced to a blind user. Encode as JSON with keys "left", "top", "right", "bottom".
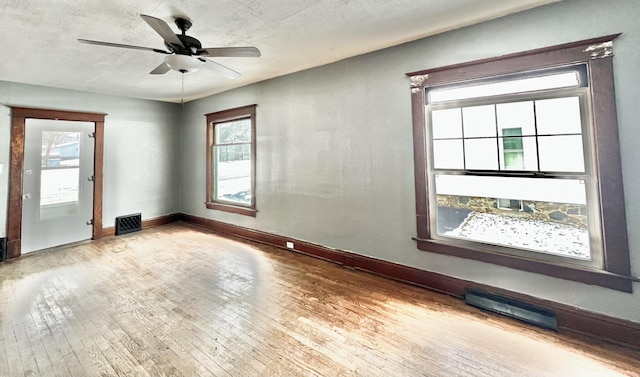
{"left": 407, "top": 34, "right": 633, "bottom": 292}
{"left": 205, "top": 105, "right": 257, "bottom": 217}
{"left": 428, "top": 68, "right": 597, "bottom": 266}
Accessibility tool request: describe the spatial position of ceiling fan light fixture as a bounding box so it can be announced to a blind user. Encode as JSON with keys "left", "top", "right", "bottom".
{"left": 165, "top": 54, "right": 202, "bottom": 73}
{"left": 79, "top": 14, "right": 260, "bottom": 79}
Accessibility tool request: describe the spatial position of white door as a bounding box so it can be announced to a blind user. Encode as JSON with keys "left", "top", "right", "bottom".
{"left": 21, "top": 119, "right": 95, "bottom": 254}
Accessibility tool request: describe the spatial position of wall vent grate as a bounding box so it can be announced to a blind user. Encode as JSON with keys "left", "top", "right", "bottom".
{"left": 465, "top": 290, "right": 557, "bottom": 330}
{"left": 115, "top": 213, "right": 142, "bottom": 235}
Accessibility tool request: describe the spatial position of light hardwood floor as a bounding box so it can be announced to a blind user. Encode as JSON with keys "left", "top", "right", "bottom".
{"left": 1, "top": 223, "right": 639, "bottom": 377}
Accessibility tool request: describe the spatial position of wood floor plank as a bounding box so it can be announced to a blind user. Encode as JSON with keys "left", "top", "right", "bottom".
{"left": 122, "top": 267, "right": 262, "bottom": 376}
{"left": 32, "top": 285, "right": 88, "bottom": 377}
{"left": 2, "top": 320, "right": 25, "bottom": 376}
{"left": 1, "top": 223, "right": 639, "bottom": 377}
{"left": 27, "top": 306, "right": 73, "bottom": 377}
{"left": 2, "top": 281, "right": 28, "bottom": 377}
{"left": 45, "top": 279, "right": 119, "bottom": 377}
{"left": 0, "top": 296, "right": 14, "bottom": 375}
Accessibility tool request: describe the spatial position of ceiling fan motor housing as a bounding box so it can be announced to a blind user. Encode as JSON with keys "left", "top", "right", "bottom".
{"left": 163, "top": 17, "right": 202, "bottom": 54}
{"left": 166, "top": 35, "right": 202, "bottom": 54}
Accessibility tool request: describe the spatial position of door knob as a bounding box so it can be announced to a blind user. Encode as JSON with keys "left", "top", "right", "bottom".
{"left": 23, "top": 193, "right": 31, "bottom": 199}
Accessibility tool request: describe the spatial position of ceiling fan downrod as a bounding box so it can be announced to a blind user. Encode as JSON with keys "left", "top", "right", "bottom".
{"left": 175, "top": 17, "right": 192, "bottom": 35}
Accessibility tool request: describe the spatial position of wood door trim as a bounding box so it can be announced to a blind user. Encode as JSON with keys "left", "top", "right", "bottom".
{"left": 7, "top": 107, "right": 106, "bottom": 259}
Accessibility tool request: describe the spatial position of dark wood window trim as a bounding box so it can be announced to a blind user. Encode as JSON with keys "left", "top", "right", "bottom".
{"left": 7, "top": 107, "right": 106, "bottom": 259}
{"left": 205, "top": 104, "right": 257, "bottom": 217}
{"left": 406, "top": 34, "right": 635, "bottom": 292}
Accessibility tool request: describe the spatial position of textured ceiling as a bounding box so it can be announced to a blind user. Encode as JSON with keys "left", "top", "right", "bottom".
{"left": 0, "top": 0, "right": 559, "bottom": 103}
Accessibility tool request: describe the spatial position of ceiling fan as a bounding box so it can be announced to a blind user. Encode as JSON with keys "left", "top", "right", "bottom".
{"left": 78, "top": 14, "right": 260, "bottom": 78}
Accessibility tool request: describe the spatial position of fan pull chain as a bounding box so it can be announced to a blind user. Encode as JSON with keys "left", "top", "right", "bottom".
{"left": 181, "top": 72, "right": 185, "bottom": 108}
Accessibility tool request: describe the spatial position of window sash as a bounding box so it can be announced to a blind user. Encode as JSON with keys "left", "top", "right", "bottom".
{"left": 428, "top": 172, "right": 602, "bottom": 268}
{"left": 428, "top": 71, "right": 582, "bottom": 103}
{"left": 212, "top": 142, "right": 252, "bottom": 206}
{"left": 427, "top": 88, "right": 590, "bottom": 176}
{"left": 426, "top": 84, "right": 602, "bottom": 268}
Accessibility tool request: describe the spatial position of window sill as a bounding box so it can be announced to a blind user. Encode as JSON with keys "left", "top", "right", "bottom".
{"left": 205, "top": 202, "right": 257, "bottom": 217}
{"left": 413, "top": 238, "right": 634, "bottom": 293}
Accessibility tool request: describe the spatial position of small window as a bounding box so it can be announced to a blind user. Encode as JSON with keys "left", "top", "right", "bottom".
{"left": 501, "top": 128, "right": 524, "bottom": 170}
{"left": 407, "top": 34, "right": 632, "bottom": 292}
{"left": 496, "top": 198, "right": 523, "bottom": 211}
{"left": 205, "top": 105, "right": 257, "bottom": 216}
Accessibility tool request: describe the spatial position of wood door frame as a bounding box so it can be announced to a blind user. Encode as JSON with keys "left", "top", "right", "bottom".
{"left": 7, "top": 107, "right": 106, "bottom": 259}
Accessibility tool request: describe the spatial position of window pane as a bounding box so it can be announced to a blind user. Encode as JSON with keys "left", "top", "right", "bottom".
{"left": 429, "top": 71, "right": 580, "bottom": 102}
{"left": 462, "top": 105, "right": 496, "bottom": 138}
{"left": 464, "top": 138, "right": 498, "bottom": 170}
{"left": 431, "top": 108, "right": 462, "bottom": 139}
{"left": 499, "top": 135, "right": 538, "bottom": 171}
{"left": 502, "top": 128, "right": 523, "bottom": 149}
{"left": 538, "top": 135, "right": 585, "bottom": 172}
{"left": 216, "top": 119, "right": 251, "bottom": 144}
{"left": 497, "top": 198, "right": 523, "bottom": 210}
{"left": 435, "top": 175, "right": 590, "bottom": 260}
{"left": 435, "top": 174, "right": 587, "bottom": 203}
{"left": 497, "top": 101, "right": 536, "bottom": 136}
{"left": 433, "top": 139, "right": 464, "bottom": 169}
{"left": 501, "top": 128, "right": 524, "bottom": 170}
{"left": 214, "top": 144, "right": 251, "bottom": 204}
{"left": 536, "top": 97, "right": 582, "bottom": 135}
{"left": 503, "top": 152, "right": 524, "bottom": 170}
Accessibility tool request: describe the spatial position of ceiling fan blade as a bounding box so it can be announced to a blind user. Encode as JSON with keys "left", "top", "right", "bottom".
{"left": 150, "top": 62, "right": 171, "bottom": 75}
{"left": 140, "top": 14, "right": 184, "bottom": 49}
{"left": 198, "top": 47, "right": 261, "bottom": 58}
{"left": 199, "top": 58, "right": 240, "bottom": 79}
{"left": 78, "top": 39, "right": 170, "bottom": 54}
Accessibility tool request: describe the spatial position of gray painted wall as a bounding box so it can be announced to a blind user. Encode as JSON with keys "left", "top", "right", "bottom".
{"left": 0, "top": 81, "right": 181, "bottom": 237}
{"left": 180, "top": 0, "right": 640, "bottom": 323}
{"left": 1, "top": 0, "right": 638, "bottom": 325}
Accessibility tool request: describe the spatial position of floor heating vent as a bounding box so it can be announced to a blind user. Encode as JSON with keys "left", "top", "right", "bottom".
{"left": 465, "top": 290, "right": 557, "bottom": 330}
{"left": 115, "top": 213, "right": 142, "bottom": 235}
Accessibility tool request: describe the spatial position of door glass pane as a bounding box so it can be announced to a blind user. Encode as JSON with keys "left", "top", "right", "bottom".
{"left": 40, "top": 131, "right": 81, "bottom": 220}
{"left": 214, "top": 144, "right": 251, "bottom": 204}
{"left": 435, "top": 174, "right": 590, "bottom": 260}
{"left": 41, "top": 131, "right": 80, "bottom": 167}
